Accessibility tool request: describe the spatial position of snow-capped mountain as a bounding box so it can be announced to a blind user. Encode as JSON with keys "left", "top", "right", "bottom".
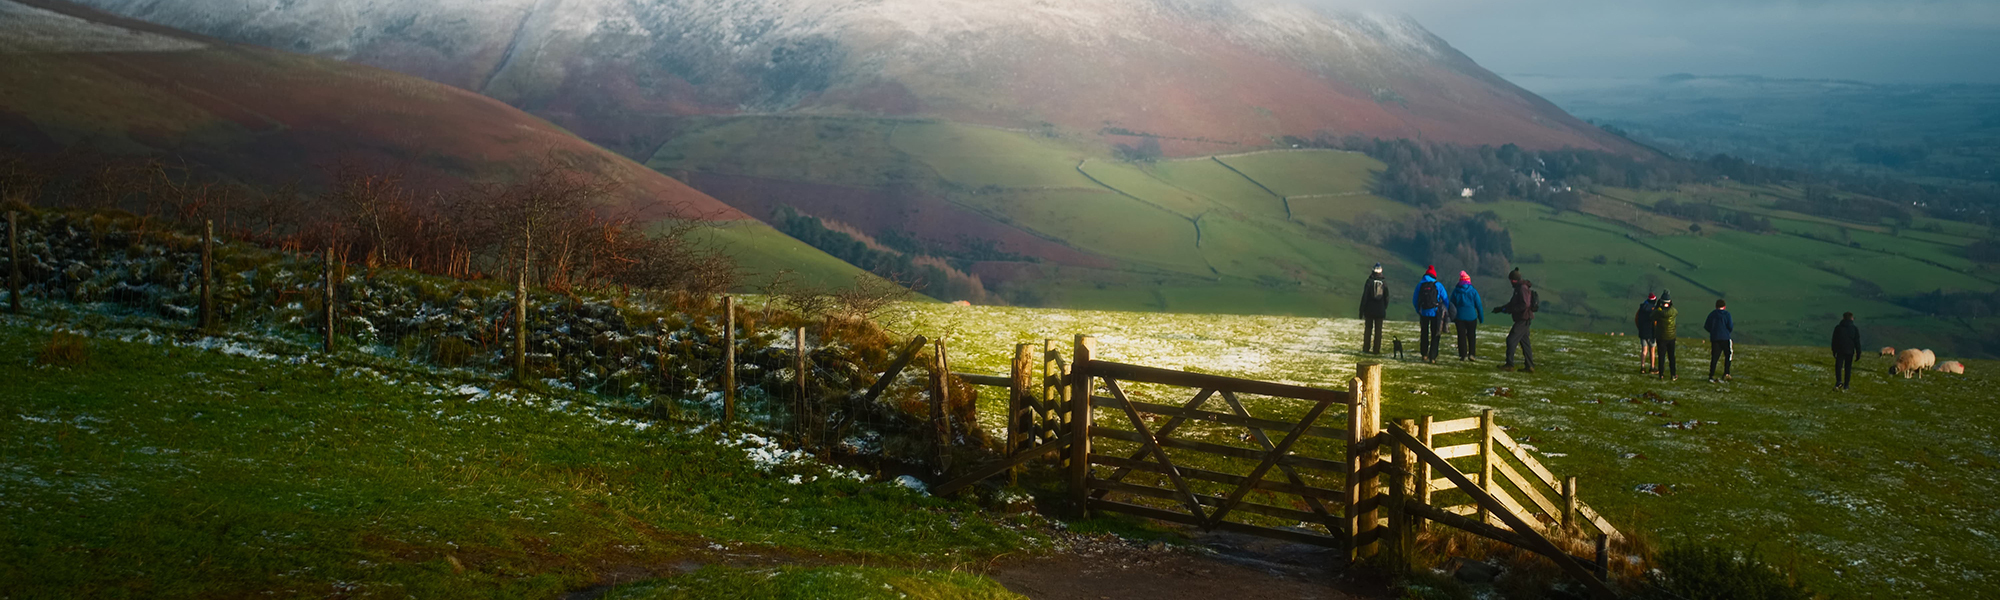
{"left": 74, "top": 0, "right": 1639, "bottom": 156}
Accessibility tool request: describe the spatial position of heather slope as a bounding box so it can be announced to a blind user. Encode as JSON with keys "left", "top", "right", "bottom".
{"left": 0, "top": 0, "right": 878, "bottom": 289}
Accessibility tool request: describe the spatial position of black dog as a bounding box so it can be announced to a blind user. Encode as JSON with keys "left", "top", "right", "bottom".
{"left": 1393, "top": 338, "right": 1404, "bottom": 360}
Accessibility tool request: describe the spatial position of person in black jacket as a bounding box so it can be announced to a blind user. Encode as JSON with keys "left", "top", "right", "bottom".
{"left": 1492, "top": 268, "right": 1537, "bottom": 373}
{"left": 1703, "top": 299, "right": 1733, "bottom": 382}
{"left": 1831, "top": 312, "right": 1861, "bottom": 390}
{"left": 1358, "top": 264, "right": 1389, "bottom": 354}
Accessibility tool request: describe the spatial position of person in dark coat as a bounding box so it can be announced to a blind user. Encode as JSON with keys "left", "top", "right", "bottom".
{"left": 1831, "top": 312, "right": 1861, "bottom": 390}
{"left": 1412, "top": 265, "right": 1451, "bottom": 363}
{"left": 1635, "top": 293, "right": 1658, "bottom": 373}
{"left": 1358, "top": 264, "right": 1389, "bottom": 354}
{"left": 1492, "top": 268, "right": 1537, "bottom": 372}
{"left": 1450, "top": 271, "right": 1484, "bottom": 361}
{"left": 1653, "top": 291, "right": 1679, "bottom": 380}
{"left": 1704, "top": 299, "right": 1733, "bottom": 382}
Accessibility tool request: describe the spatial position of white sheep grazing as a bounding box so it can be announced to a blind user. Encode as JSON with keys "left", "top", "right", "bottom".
{"left": 1938, "top": 361, "right": 1966, "bottom": 374}
{"left": 1893, "top": 348, "right": 1937, "bottom": 378}
{"left": 1880, "top": 346, "right": 1896, "bottom": 357}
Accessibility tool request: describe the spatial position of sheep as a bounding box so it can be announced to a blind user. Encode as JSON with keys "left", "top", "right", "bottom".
{"left": 1880, "top": 347, "right": 1896, "bottom": 357}
{"left": 1893, "top": 348, "right": 1937, "bottom": 378}
{"left": 1938, "top": 361, "right": 1965, "bottom": 375}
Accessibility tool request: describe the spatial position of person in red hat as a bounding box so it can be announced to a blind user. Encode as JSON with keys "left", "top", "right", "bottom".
{"left": 1411, "top": 265, "right": 1450, "bottom": 363}
{"left": 1449, "top": 270, "right": 1484, "bottom": 361}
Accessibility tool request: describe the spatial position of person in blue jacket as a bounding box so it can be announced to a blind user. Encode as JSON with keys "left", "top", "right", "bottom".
{"left": 1412, "top": 265, "right": 1451, "bottom": 363}
{"left": 1704, "top": 298, "right": 1734, "bottom": 382}
{"left": 1449, "top": 271, "right": 1484, "bottom": 361}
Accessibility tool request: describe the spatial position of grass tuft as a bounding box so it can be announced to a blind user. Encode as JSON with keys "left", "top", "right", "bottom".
{"left": 34, "top": 329, "right": 88, "bottom": 367}
{"left": 1640, "top": 543, "right": 1820, "bottom": 600}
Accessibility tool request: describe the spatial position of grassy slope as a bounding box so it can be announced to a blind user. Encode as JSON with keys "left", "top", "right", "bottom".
{"left": 650, "top": 115, "right": 1997, "bottom": 353}
{"left": 880, "top": 302, "right": 2000, "bottom": 600}
{"left": 0, "top": 321, "right": 1031, "bottom": 598}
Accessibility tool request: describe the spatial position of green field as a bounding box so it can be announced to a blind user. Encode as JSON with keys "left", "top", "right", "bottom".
{"left": 881, "top": 302, "right": 2000, "bottom": 600}
{"left": 646, "top": 115, "right": 2000, "bottom": 356}
{"left": 0, "top": 319, "right": 1033, "bottom": 598}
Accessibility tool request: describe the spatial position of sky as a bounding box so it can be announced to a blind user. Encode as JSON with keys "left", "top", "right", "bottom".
{"left": 1317, "top": 0, "right": 2000, "bottom": 84}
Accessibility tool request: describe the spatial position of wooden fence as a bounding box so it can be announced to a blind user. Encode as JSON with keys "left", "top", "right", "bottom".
{"left": 929, "top": 335, "right": 1626, "bottom": 598}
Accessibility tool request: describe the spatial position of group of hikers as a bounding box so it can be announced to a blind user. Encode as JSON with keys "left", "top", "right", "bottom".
{"left": 1358, "top": 264, "right": 1542, "bottom": 372}
{"left": 1357, "top": 263, "right": 1866, "bottom": 388}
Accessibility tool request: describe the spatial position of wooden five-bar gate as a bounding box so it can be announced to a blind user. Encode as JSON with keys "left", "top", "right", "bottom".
{"left": 932, "top": 335, "right": 1624, "bottom": 599}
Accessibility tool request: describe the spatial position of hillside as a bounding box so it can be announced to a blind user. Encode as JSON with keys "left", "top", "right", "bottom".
{"left": 45, "top": 0, "right": 1999, "bottom": 355}
{"left": 69, "top": 0, "right": 1643, "bottom": 159}
{"left": 881, "top": 301, "right": 2000, "bottom": 600}
{"left": 0, "top": 0, "right": 875, "bottom": 289}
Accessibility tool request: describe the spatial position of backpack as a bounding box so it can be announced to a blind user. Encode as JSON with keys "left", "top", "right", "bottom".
{"left": 1418, "top": 282, "right": 1443, "bottom": 310}
{"left": 1367, "top": 279, "right": 1386, "bottom": 302}
{"left": 1635, "top": 301, "right": 1653, "bottom": 328}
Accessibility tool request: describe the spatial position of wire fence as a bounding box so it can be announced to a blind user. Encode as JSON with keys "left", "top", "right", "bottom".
{"left": 1, "top": 207, "right": 992, "bottom": 474}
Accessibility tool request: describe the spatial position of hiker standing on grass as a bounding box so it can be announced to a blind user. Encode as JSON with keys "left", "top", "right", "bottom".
{"left": 1831, "top": 312, "right": 1861, "bottom": 390}
{"left": 1654, "top": 291, "right": 1679, "bottom": 381}
{"left": 1493, "top": 268, "right": 1538, "bottom": 373}
{"left": 1358, "top": 264, "right": 1389, "bottom": 354}
{"left": 1704, "top": 299, "right": 1734, "bottom": 382}
{"left": 1413, "top": 265, "right": 1451, "bottom": 363}
{"left": 1450, "top": 271, "right": 1484, "bottom": 361}
{"left": 1635, "top": 293, "right": 1658, "bottom": 373}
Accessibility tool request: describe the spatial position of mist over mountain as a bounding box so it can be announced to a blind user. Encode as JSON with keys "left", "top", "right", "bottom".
{"left": 74, "top": 0, "right": 1641, "bottom": 158}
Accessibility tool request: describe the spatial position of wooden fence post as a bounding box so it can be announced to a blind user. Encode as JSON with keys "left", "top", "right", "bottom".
{"left": 1479, "top": 408, "right": 1496, "bottom": 525}
{"left": 1595, "top": 534, "right": 1610, "bottom": 581}
{"left": 1388, "top": 418, "right": 1416, "bottom": 574}
{"left": 1416, "top": 414, "right": 1434, "bottom": 528}
{"left": 1068, "top": 334, "right": 1095, "bottom": 513}
{"left": 930, "top": 339, "right": 952, "bottom": 473}
{"left": 9, "top": 211, "right": 20, "bottom": 315}
{"left": 199, "top": 220, "right": 213, "bottom": 331}
{"left": 1009, "top": 342, "right": 1033, "bottom": 484}
{"left": 1348, "top": 362, "right": 1383, "bottom": 561}
{"left": 323, "top": 247, "right": 335, "bottom": 353}
{"left": 514, "top": 259, "right": 529, "bottom": 383}
{"left": 722, "top": 295, "right": 735, "bottom": 427}
{"left": 1563, "top": 476, "right": 1579, "bottom": 532}
{"left": 795, "top": 326, "right": 808, "bottom": 447}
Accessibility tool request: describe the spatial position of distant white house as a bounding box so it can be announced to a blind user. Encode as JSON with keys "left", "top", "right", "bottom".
{"left": 1461, "top": 187, "right": 1476, "bottom": 199}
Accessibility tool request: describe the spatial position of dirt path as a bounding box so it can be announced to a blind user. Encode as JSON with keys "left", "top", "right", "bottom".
{"left": 990, "top": 531, "right": 1390, "bottom": 600}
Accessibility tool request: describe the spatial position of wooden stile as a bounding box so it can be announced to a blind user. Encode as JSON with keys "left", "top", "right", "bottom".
{"left": 1564, "top": 476, "right": 1579, "bottom": 532}
{"left": 1416, "top": 415, "right": 1433, "bottom": 528}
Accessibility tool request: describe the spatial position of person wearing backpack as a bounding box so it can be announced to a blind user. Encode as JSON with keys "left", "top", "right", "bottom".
{"left": 1450, "top": 271, "right": 1484, "bottom": 361}
{"left": 1703, "top": 299, "right": 1734, "bottom": 382}
{"left": 1492, "top": 268, "right": 1538, "bottom": 372}
{"left": 1634, "top": 293, "right": 1658, "bottom": 374}
{"left": 1412, "top": 265, "right": 1451, "bottom": 363}
{"left": 1358, "top": 264, "right": 1390, "bottom": 354}
{"left": 1653, "top": 291, "right": 1680, "bottom": 381}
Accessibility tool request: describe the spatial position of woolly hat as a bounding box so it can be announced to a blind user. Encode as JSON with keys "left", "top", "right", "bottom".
{"left": 1648, "top": 293, "right": 1657, "bottom": 300}
{"left": 1372, "top": 263, "right": 1383, "bottom": 274}
{"left": 1459, "top": 270, "right": 1471, "bottom": 283}
{"left": 1507, "top": 267, "right": 1521, "bottom": 282}
{"left": 1426, "top": 265, "right": 1437, "bottom": 277}
{"left": 1660, "top": 289, "right": 1673, "bottom": 303}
